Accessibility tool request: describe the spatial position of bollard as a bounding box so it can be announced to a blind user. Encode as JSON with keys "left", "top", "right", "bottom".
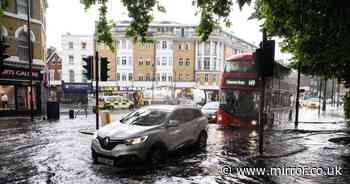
{"left": 101, "top": 111, "right": 112, "bottom": 126}
{"left": 69, "top": 109, "right": 75, "bottom": 119}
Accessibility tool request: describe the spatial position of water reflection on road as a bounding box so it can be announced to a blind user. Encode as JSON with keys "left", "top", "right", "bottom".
{"left": 0, "top": 107, "right": 349, "bottom": 183}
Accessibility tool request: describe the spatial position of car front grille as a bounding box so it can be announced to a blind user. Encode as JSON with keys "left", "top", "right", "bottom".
{"left": 97, "top": 136, "right": 125, "bottom": 150}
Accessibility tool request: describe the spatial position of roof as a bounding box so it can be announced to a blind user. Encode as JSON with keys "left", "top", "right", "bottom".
{"left": 226, "top": 53, "right": 253, "bottom": 61}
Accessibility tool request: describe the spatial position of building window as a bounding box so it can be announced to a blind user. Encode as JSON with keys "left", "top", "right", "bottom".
{"left": 205, "top": 74, "right": 209, "bottom": 81}
{"left": 204, "top": 57, "right": 210, "bottom": 70}
{"left": 81, "top": 42, "right": 87, "bottom": 49}
{"left": 16, "top": 31, "right": 33, "bottom": 61}
{"left": 146, "top": 73, "right": 151, "bottom": 81}
{"left": 168, "top": 75, "right": 172, "bottom": 81}
{"left": 68, "top": 55, "right": 74, "bottom": 64}
{"left": 116, "top": 40, "right": 120, "bottom": 49}
{"left": 204, "top": 42, "right": 210, "bottom": 55}
{"left": 117, "top": 73, "right": 120, "bottom": 81}
{"left": 179, "top": 58, "right": 183, "bottom": 65}
{"left": 162, "top": 57, "right": 167, "bottom": 65}
{"left": 179, "top": 73, "right": 183, "bottom": 81}
{"left": 122, "top": 40, "right": 126, "bottom": 49}
{"left": 128, "top": 56, "right": 132, "bottom": 65}
{"left": 185, "top": 58, "right": 190, "bottom": 66}
{"left": 128, "top": 73, "right": 133, "bottom": 81}
{"left": 117, "top": 57, "right": 120, "bottom": 65}
{"left": 68, "top": 42, "right": 73, "bottom": 49}
{"left": 69, "top": 70, "right": 75, "bottom": 82}
{"left": 16, "top": 0, "right": 31, "bottom": 16}
{"left": 138, "top": 75, "right": 144, "bottom": 81}
{"left": 213, "top": 41, "right": 217, "bottom": 56}
{"left": 156, "top": 73, "right": 160, "bottom": 81}
{"left": 178, "top": 44, "right": 182, "bottom": 50}
{"left": 122, "top": 57, "right": 127, "bottom": 65}
{"left": 213, "top": 74, "right": 217, "bottom": 83}
{"left": 122, "top": 73, "right": 127, "bottom": 81}
{"left": 213, "top": 57, "right": 217, "bottom": 71}
{"left": 162, "top": 41, "right": 167, "bottom": 49}
{"left": 146, "top": 59, "right": 150, "bottom": 65}
{"left": 139, "top": 57, "right": 143, "bottom": 65}
{"left": 197, "top": 58, "right": 202, "bottom": 70}
{"left": 185, "top": 43, "right": 190, "bottom": 50}
{"left": 162, "top": 73, "right": 167, "bottom": 81}
{"left": 156, "top": 57, "right": 160, "bottom": 65}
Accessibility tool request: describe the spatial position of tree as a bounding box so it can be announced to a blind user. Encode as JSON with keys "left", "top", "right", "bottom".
{"left": 0, "top": 0, "right": 8, "bottom": 20}
{"left": 253, "top": 0, "right": 350, "bottom": 85}
{"left": 80, "top": 0, "right": 252, "bottom": 49}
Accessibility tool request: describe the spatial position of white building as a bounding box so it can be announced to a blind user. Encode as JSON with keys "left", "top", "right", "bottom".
{"left": 61, "top": 34, "right": 93, "bottom": 83}
{"left": 115, "top": 38, "right": 134, "bottom": 88}
{"left": 155, "top": 39, "right": 173, "bottom": 87}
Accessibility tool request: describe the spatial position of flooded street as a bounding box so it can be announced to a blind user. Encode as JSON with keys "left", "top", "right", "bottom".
{"left": 0, "top": 107, "right": 349, "bottom": 184}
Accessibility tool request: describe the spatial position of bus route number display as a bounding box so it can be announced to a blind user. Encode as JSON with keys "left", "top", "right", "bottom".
{"left": 225, "top": 79, "right": 256, "bottom": 87}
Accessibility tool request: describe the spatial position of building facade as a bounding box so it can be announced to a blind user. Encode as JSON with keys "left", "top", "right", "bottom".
{"left": 0, "top": 0, "right": 48, "bottom": 116}
{"left": 107, "top": 21, "right": 256, "bottom": 92}
{"left": 61, "top": 33, "right": 93, "bottom": 83}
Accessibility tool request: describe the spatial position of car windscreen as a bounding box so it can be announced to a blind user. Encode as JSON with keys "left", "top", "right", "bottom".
{"left": 120, "top": 109, "right": 169, "bottom": 126}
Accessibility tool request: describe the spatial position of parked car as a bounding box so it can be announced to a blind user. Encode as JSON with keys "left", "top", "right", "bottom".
{"left": 100, "top": 96, "right": 134, "bottom": 110}
{"left": 91, "top": 105, "right": 208, "bottom": 166}
{"left": 201, "top": 101, "right": 219, "bottom": 123}
{"left": 303, "top": 98, "right": 320, "bottom": 108}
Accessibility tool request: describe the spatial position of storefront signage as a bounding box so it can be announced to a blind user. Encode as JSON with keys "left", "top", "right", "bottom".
{"left": 0, "top": 66, "right": 42, "bottom": 81}
{"left": 225, "top": 78, "right": 256, "bottom": 87}
{"left": 63, "top": 83, "right": 92, "bottom": 93}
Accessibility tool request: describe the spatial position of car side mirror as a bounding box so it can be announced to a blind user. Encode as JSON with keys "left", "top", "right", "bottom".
{"left": 168, "top": 120, "right": 180, "bottom": 127}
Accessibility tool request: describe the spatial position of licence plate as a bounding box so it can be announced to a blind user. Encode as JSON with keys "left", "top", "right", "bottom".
{"left": 97, "top": 157, "right": 114, "bottom": 166}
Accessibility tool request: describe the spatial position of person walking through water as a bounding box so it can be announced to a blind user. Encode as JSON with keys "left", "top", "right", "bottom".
{"left": 1, "top": 93, "right": 8, "bottom": 109}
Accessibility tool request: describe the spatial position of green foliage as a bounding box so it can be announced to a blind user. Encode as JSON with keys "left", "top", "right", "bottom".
{"left": 0, "top": 0, "right": 9, "bottom": 22}
{"left": 80, "top": 0, "right": 251, "bottom": 48}
{"left": 344, "top": 91, "right": 350, "bottom": 120}
{"left": 254, "top": 0, "right": 350, "bottom": 85}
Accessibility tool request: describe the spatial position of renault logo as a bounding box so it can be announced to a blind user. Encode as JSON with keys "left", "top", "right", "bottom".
{"left": 103, "top": 137, "right": 110, "bottom": 146}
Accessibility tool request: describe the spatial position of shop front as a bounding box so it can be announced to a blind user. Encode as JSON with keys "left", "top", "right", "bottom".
{"left": 0, "top": 66, "right": 43, "bottom": 116}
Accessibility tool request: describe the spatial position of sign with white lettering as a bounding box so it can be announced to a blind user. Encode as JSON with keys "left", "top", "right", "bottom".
{"left": 224, "top": 78, "right": 256, "bottom": 87}
{"left": 0, "top": 66, "right": 42, "bottom": 80}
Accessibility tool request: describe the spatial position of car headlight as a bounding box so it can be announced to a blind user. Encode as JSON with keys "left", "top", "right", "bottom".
{"left": 251, "top": 120, "right": 257, "bottom": 126}
{"left": 211, "top": 115, "right": 216, "bottom": 119}
{"left": 126, "top": 136, "right": 148, "bottom": 145}
{"left": 93, "top": 132, "right": 98, "bottom": 139}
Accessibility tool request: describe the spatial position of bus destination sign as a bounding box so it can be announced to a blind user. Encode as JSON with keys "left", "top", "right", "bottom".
{"left": 225, "top": 78, "right": 256, "bottom": 86}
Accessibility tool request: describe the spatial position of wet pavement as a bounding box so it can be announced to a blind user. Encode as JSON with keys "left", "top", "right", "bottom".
{"left": 0, "top": 106, "right": 349, "bottom": 184}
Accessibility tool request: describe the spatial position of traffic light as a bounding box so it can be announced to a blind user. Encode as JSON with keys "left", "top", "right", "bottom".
{"left": 0, "top": 36, "right": 10, "bottom": 66}
{"left": 100, "top": 57, "right": 110, "bottom": 81}
{"left": 255, "top": 40, "right": 275, "bottom": 77}
{"left": 82, "top": 56, "right": 93, "bottom": 81}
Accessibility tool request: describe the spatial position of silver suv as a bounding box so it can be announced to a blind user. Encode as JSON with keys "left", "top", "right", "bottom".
{"left": 91, "top": 105, "right": 208, "bottom": 166}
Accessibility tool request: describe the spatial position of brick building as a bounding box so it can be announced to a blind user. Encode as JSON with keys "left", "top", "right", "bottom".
{"left": 0, "top": 0, "right": 48, "bottom": 116}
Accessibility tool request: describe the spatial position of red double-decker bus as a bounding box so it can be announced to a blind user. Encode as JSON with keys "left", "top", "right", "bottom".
{"left": 217, "top": 53, "right": 293, "bottom": 128}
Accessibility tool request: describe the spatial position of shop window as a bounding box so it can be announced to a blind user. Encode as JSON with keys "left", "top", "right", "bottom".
{"left": 0, "top": 85, "right": 15, "bottom": 110}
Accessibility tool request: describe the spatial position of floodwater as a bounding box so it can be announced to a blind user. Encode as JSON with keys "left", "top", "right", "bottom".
{"left": 0, "top": 107, "right": 349, "bottom": 184}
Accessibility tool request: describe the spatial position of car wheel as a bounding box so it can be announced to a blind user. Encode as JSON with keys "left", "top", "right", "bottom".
{"left": 148, "top": 145, "right": 168, "bottom": 165}
{"left": 196, "top": 131, "right": 208, "bottom": 149}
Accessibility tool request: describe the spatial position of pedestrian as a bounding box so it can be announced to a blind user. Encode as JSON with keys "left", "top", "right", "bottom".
{"left": 133, "top": 91, "right": 139, "bottom": 109}
{"left": 1, "top": 93, "right": 8, "bottom": 109}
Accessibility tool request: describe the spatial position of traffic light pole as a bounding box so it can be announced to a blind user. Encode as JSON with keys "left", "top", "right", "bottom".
{"left": 95, "top": 51, "right": 99, "bottom": 130}
{"left": 27, "top": 0, "right": 34, "bottom": 122}
{"left": 258, "top": 30, "right": 267, "bottom": 155}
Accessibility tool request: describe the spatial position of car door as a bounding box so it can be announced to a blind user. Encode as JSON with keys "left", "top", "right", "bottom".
{"left": 165, "top": 109, "right": 187, "bottom": 150}
{"left": 180, "top": 109, "right": 199, "bottom": 143}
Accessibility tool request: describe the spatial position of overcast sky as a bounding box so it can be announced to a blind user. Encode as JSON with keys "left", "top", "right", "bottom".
{"left": 46, "top": 0, "right": 290, "bottom": 60}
